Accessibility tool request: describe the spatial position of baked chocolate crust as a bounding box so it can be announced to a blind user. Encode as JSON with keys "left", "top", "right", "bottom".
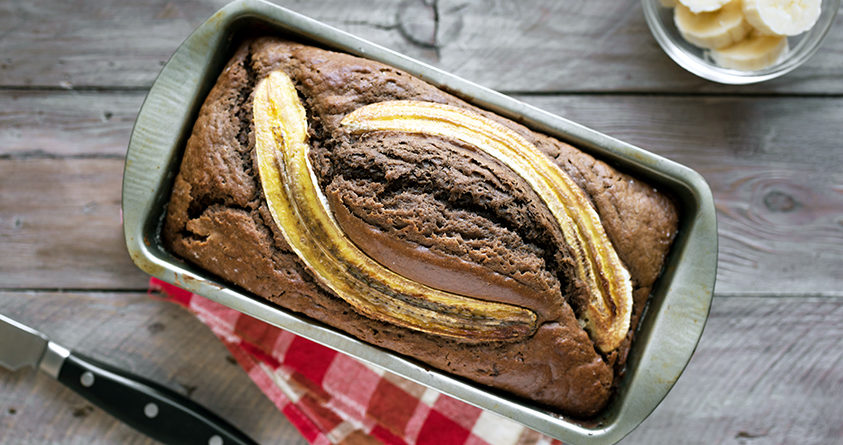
{"left": 162, "top": 37, "right": 678, "bottom": 417}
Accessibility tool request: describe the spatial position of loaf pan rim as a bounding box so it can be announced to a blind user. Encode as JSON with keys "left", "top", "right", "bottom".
{"left": 122, "top": 1, "right": 717, "bottom": 443}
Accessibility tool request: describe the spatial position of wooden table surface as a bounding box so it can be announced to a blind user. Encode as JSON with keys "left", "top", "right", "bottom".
{"left": 1, "top": 1, "right": 841, "bottom": 443}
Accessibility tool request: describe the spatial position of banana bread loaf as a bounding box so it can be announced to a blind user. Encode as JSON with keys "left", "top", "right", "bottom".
{"left": 162, "top": 37, "right": 678, "bottom": 417}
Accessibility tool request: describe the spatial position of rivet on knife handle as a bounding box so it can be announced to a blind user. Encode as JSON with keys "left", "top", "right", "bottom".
{"left": 57, "top": 352, "right": 258, "bottom": 445}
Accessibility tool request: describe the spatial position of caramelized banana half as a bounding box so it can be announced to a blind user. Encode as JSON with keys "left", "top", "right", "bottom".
{"left": 253, "top": 71, "right": 537, "bottom": 343}
{"left": 341, "top": 101, "right": 633, "bottom": 353}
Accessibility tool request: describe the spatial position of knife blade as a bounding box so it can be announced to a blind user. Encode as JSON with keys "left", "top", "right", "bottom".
{"left": 0, "top": 314, "right": 258, "bottom": 445}
{"left": 0, "top": 313, "right": 50, "bottom": 372}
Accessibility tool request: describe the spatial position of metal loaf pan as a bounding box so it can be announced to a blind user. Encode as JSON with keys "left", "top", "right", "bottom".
{"left": 122, "top": 1, "right": 717, "bottom": 443}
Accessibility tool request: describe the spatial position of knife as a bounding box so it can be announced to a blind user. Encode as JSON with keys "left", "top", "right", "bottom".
{"left": 0, "top": 313, "right": 258, "bottom": 445}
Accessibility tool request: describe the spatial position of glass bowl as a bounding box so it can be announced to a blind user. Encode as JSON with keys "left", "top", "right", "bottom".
{"left": 642, "top": 0, "right": 840, "bottom": 84}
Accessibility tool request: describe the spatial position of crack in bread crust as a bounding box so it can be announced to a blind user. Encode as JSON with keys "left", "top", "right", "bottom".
{"left": 323, "top": 132, "right": 568, "bottom": 322}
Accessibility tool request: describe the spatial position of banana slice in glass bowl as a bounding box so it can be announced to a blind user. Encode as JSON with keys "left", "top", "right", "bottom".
{"left": 642, "top": 0, "right": 839, "bottom": 84}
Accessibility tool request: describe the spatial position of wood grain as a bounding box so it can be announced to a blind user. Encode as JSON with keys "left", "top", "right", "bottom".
{"left": 2, "top": 1, "right": 842, "bottom": 442}
{"left": 515, "top": 94, "right": 843, "bottom": 295}
{"left": 0, "top": 90, "right": 144, "bottom": 158}
{"left": 1, "top": 0, "right": 842, "bottom": 93}
{"left": 625, "top": 295, "right": 843, "bottom": 444}
{"left": 2, "top": 91, "right": 840, "bottom": 294}
{"left": 3, "top": 291, "right": 840, "bottom": 444}
{"left": 0, "top": 159, "right": 149, "bottom": 289}
{"left": 0, "top": 290, "right": 305, "bottom": 444}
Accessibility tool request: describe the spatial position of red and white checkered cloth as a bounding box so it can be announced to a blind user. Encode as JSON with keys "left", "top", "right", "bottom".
{"left": 149, "top": 278, "right": 560, "bottom": 445}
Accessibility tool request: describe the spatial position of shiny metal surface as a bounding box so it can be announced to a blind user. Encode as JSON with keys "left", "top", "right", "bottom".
{"left": 0, "top": 314, "right": 49, "bottom": 372}
{"left": 39, "top": 341, "right": 71, "bottom": 379}
{"left": 122, "top": 1, "right": 717, "bottom": 443}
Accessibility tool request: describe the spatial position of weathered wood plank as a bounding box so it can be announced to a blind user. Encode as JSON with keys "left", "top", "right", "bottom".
{"left": 513, "top": 95, "right": 843, "bottom": 170}
{"left": 0, "top": 90, "right": 144, "bottom": 158}
{"left": 0, "top": 290, "right": 305, "bottom": 444}
{"left": 2, "top": 2, "right": 838, "bottom": 445}
{"left": 1, "top": 0, "right": 842, "bottom": 93}
{"left": 0, "top": 159, "right": 149, "bottom": 289}
{"left": 0, "top": 0, "right": 398, "bottom": 88}
{"left": 2, "top": 292, "right": 840, "bottom": 444}
{"left": 3, "top": 91, "right": 841, "bottom": 294}
{"left": 515, "top": 94, "right": 843, "bottom": 295}
{"left": 438, "top": 0, "right": 843, "bottom": 94}
{"left": 625, "top": 296, "right": 843, "bottom": 444}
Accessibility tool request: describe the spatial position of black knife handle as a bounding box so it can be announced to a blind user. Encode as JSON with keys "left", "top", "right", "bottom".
{"left": 57, "top": 352, "right": 258, "bottom": 445}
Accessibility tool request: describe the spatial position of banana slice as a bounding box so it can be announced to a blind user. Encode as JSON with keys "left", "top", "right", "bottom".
{"left": 743, "top": 0, "right": 821, "bottom": 36}
{"left": 675, "top": 1, "right": 751, "bottom": 49}
{"left": 711, "top": 32, "right": 788, "bottom": 70}
{"left": 677, "top": 0, "right": 731, "bottom": 13}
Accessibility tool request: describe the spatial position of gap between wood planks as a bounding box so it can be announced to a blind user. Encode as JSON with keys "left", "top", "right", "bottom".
{"left": 1, "top": 291, "right": 841, "bottom": 444}
{"left": 2, "top": 0, "right": 842, "bottom": 94}
{"left": 1, "top": 90, "right": 841, "bottom": 294}
{"left": 4, "top": 289, "right": 843, "bottom": 299}
{"left": 0, "top": 288, "right": 150, "bottom": 293}
{"left": 0, "top": 290, "right": 302, "bottom": 444}
{"left": 5, "top": 85, "right": 843, "bottom": 98}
